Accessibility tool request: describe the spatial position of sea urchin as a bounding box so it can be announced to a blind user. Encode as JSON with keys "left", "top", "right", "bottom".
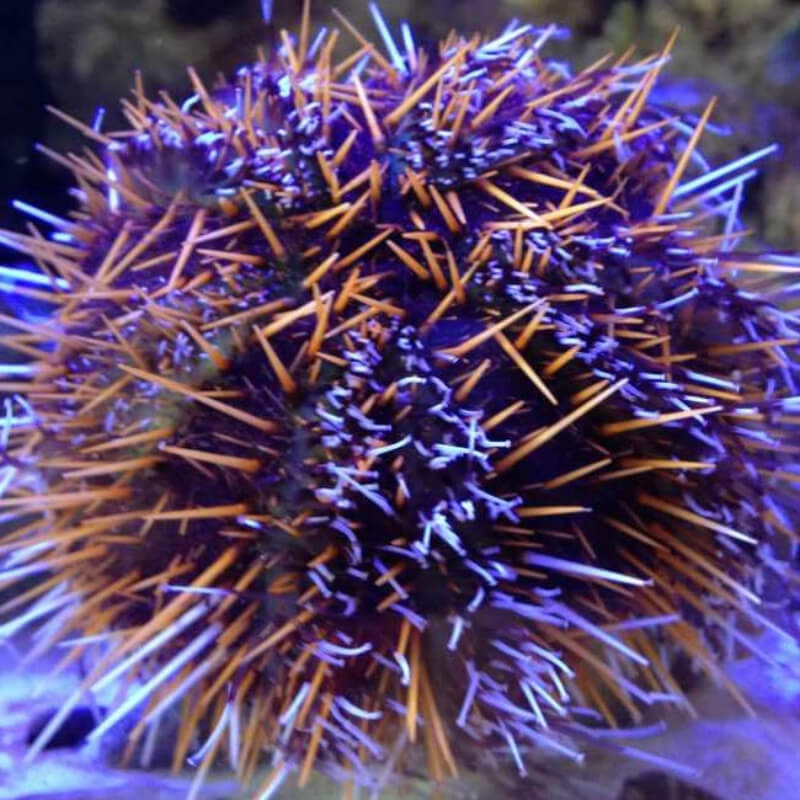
{"left": 0, "top": 3, "right": 798, "bottom": 797}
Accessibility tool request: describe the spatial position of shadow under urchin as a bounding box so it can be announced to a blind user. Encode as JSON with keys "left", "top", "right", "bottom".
{"left": 0, "top": 2, "right": 798, "bottom": 797}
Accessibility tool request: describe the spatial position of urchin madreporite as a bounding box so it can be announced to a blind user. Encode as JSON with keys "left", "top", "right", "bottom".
{"left": 0, "top": 3, "right": 798, "bottom": 797}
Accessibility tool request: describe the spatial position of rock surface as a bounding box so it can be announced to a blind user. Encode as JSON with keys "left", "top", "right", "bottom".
{"left": 1, "top": 634, "right": 799, "bottom": 798}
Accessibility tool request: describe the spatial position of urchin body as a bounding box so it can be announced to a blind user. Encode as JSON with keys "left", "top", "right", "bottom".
{"left": 0, "top": 5, "right": 798, "bottom": 797}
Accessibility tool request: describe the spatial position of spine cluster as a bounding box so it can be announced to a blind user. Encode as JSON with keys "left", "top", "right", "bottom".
{"left": 0, "top": 5, "right": 797, "bottom": 796}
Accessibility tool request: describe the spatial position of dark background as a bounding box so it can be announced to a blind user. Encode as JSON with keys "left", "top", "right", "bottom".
{"left": 1, "top": 0, "right": 800, "bottom": 245}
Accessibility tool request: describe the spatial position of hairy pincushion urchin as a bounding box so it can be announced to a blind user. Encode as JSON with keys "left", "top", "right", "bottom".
{"left": 1, "top": 3, "right": 799, "bottom": 796}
